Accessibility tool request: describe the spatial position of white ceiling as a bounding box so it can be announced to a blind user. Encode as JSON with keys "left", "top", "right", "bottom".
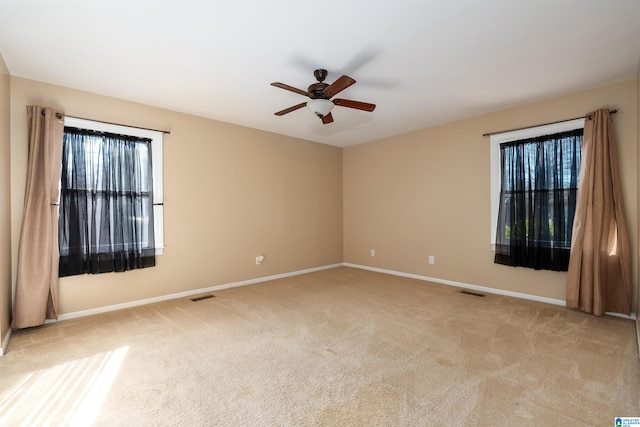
{"left": 1, "top": 1, "right": 639, "bottom": 147}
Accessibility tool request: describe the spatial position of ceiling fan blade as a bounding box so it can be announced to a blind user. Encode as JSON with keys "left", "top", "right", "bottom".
{"left": 333, "top": 98, "right": 376, "bottom": 112}
{"left": 321, "top": 112, "right": 334, "bottom": 124}
{"left": 275, "top": 102, "right": 307, "bottom": 116}
{"left": 323, "top": 75, "right": 356, "bottom": 98}
{"left": 271, "top": 82, "right": 309, "bottom": 97}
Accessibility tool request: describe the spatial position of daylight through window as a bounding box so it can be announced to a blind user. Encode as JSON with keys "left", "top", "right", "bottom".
{"left": 58, "top": 117, "right": 164, "bottom": 277}
{"left": 490, "top": 119, "right": 584, "bottom": 271}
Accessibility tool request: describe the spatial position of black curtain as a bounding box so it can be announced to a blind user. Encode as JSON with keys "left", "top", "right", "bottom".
{"left": 59, "top": 127, "right": 156, "bottom": 277}
{"left": 494, "top": 128, "right": 583, "bottom": 271}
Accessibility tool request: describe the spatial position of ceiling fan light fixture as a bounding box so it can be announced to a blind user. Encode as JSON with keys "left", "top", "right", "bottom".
{"left": 307, "top": 98, "right": 334, "bottom": 118}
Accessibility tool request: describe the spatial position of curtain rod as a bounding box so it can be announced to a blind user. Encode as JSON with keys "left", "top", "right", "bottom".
{"left": 482, "top": 109, "right": 617, "bottom": 137}
{"left": 43, "top": 110, "right": 171, "bottom": 135}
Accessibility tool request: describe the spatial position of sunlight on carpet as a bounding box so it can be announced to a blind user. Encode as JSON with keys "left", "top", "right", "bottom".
{"left": 0, "top": 346, "right": 128, "bottom": 426}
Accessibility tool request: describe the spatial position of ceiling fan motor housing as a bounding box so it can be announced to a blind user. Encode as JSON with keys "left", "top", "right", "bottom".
{"left": 308, "top": 82, "right": 329, "bottom": 99}
{"left": 308, "top": 69, "right": 330, "bottom": 99}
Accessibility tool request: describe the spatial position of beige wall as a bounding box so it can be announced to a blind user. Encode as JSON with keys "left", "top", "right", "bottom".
{"left": 10, "top": 77, "right": 343, "bottom": 315}
{"left": 344, "top": 79, "right": 638, "bottom": 312}
{"left": 0, "top": 53, "right": 11, "bottom": 347}
{"left": 5, "top": 74, "right": 639, "bottom": 323}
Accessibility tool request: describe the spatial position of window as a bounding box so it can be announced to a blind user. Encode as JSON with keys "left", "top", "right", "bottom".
{"left": 59, "top": 117, "right": 164, "bottom": 277}
{"left": 490, "top": 119, "right": 583, "bottom": 271}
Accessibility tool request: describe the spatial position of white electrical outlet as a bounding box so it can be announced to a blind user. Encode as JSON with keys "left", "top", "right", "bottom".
{"left": 429, "top": 255, "right": 435, "bottom": 264}
{"left": 256, "top": 255, "right": 265, "bottom": 265}
{"left": 371, "top": 249, "right": 375, "bottom": 256}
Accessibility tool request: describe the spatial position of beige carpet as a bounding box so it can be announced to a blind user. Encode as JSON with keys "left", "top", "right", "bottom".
{"left": 1, "top": 267, "right": 638, "bottom": 426}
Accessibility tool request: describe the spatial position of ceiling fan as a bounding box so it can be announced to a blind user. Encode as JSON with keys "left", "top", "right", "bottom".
{"left": 271, "top": 69, "right": 376, "bottom": 124}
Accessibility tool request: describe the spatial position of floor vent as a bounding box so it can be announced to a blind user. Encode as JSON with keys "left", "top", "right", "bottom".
{"left": 460, "top": 290, "right": 486, "bottom": 297}
{"left": 191, "top": 295, "right": 215, "bottom": 302}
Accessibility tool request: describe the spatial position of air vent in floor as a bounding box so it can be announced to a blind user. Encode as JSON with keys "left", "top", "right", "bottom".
{"left": 190, "top": 295, "right": 215, "bottom": 302}
{"left": 459, "top": 290, "right": 486, "bottom": 297}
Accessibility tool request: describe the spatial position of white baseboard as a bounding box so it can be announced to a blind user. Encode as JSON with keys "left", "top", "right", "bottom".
{"left": 636, "top": 318, "right": 640, "bottom": 359}
{"left": 0, "top": 328, "right": 12, "bottom": 357}
{"left": 344, "top": 263, "right": 637, "bottom": 321}
{"left": 53, "top": 263, "right": 344, "bottom": 322}
{"left": 33, "top": 261, "right": 639, "bottom": 326}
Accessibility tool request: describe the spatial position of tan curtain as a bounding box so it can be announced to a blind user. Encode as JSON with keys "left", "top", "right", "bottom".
{"left": 566, "top": 109, "right": 631, "bottom": 316}
{"left": 12, "top": 106, "right": 65, "bottom": 329}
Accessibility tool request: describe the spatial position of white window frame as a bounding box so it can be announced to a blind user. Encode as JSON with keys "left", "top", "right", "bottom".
{"left": 63, "top": 117, "right": 164, "bottom": 255}
{"left": 490, "top": 118, "right": 584, "bottom": 248}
